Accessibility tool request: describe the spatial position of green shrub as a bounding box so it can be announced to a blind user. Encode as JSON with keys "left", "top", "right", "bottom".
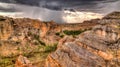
{"left": 44, "top": 43, "right": 57, "bottom": 53}
{"left": 55, "top": 32, "right": 60, "bottom": 36}
{"left": 33, "top": 34, "right": 45, "bottom": 46}
{"left": 0, "top": 18, "right": 6, "bottom": 21}
{"left": 34, "top": 34, "right": 39, "bottom": 40}
{"left": 60, "top": 35, "right": 64, "bottom": 38}
{"left": 39, "top": 40, "right": 45, "bottom": 46}
{"left": 0, "top": 58, "right": 15, "bottom": 67}
{"left": 55, "top": 32, "right": 64, "bottom": 38}
{"left": 63, "top": 30, "right": 85, "bottom": 36}
{"left": 27, "top": 31, "right": 32, "bottom": 36}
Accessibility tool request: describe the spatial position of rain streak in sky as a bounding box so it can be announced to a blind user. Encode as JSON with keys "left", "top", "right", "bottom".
{"left": 0, "top": 0, "right": 120, "bottom": 23}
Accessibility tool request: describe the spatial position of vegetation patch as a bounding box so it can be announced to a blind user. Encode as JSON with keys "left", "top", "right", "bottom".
{"left": 55, "top": 32, "right": 64, "bottom": 38}
{"left": 63, "top": 30, "right": 86, "bottom": 36}
{"left": 0, "top": 57, "right": 16, "bottom": 67}
{"left": 44, "top": 43, "right": 57, "bottom": 53}
{"left": 0, "top": 41, "right": 58, "bottom": 67}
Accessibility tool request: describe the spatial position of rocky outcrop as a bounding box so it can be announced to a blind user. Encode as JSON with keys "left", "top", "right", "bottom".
{"left": 1, "top": 11, "right": 120, "bottom": 67}
{"left": 15, "top": 55, "right": 34, "bottom": 67}
{"left": 0, "top": 17, "right": 14, "bottom": 40}
{"left": 0, "top": 16, "right": 98, "bottom": 45}
{"left": 103, "top": 11, "right": 120, "bottom": 19}
{"left": 45, "top": 20, "right": 120, "bottom": 67}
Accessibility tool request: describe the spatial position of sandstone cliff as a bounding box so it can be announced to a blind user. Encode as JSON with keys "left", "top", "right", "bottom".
{"left": 45, "top": 12, "right": 120, "bottom": 67}
{"left": 1, "top": 11, "right": 120, "bottom": 67}
{"left": 0, "top": 16, "right": 97, "bottom": 44}
{"left": 0, "top": 14, "right": 97, "bottom": 67}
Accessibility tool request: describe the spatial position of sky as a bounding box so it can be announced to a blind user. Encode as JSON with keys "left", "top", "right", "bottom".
{"left": 0, "top": 0, "right": 120, "bottom": 23}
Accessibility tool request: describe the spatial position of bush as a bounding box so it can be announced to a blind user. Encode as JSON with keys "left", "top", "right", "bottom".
{"left": 44, "top": 43, "right": 57, "bottom": 53}
{"left": 60, "top": 35, "right": 64, "bottom": 38}
{"left": 63, "top": 30, "right": 84, "bottom": 36}
{"left": 55, "top": 32, "right": 64, "bottom": 38}
{"left": 33, "top": 34, "right": 45, "bottom": 46}
{"left": 55, "top": 32, "right": 60, "bottom": 36}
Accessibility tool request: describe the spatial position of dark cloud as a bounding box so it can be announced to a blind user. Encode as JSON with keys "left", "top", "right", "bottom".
{"left": 0, "top": 0, "right": 120, "bottom": 23}
{"left": 0, "top": 0, "right": 119, "bottom": 11}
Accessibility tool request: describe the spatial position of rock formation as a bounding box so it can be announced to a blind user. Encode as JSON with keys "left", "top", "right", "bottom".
{"left": 103, "top": 11, "right": 120, "bottom": 19}
{"left": 45, "top": 12, "right": 120, "bottom": 67}
{"left": 1, "top": 11, "right": 120, "bottom": 67}
{"left": 0, "top": 16, "right": 97, "bottom": 44}
{"left": 46, "top": 26, "right": 120, "bottom": 67}
{"left": 0, "top": 17, "right": 14, "bottom": 40}
{"left": 15, "top": 55, "right": 34, "bottom": 67}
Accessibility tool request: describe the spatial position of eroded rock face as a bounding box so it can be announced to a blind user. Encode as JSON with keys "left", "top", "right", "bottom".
{"left": 103, "top": 11, "right": 120, "bottom": 19}
{"left": 45, "top": 24, "right": 120, "bottom": 67}
{"left": 46, "top": 43, "right": 107, "bottom": 67}
{"left": 0, "top": 17, "right": 60, "bottom": 41}
{"left": 15, "top": 55, "right": 34, "bottom": 67}
{"left": 1, "top": 11, "right": 120, "bottom": 67}
{"left": 0, "top": 17, "right": 14, "bottom": 40}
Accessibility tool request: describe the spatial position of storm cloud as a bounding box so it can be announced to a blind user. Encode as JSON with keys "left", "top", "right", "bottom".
{"left": 0, "top": 0, "right": 119, "bottom": 12}
{"left": 0, "top": 0, "right": 120, "bottom": 23}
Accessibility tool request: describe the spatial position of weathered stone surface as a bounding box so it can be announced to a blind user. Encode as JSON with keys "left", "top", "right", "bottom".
{"left": 1, "top": 11, "right": 120, "bottom": 67}
{"left": 78, "top": 25, "right": 118, "bottom": 51}
{"left": 103, "top": 11, "right": 120, "bottom": 19}
{"left": 15, "top": 55, "right": 34, "bottom": 67}
{"left": 45, "top": 23, "right": 120, "bottom": 67}
{"left": 0, "top": 15, "right": 100, "bottom": 67}
{"left": 46, "top": 42, "right": 106, "bottom": 67}
{"left": 0, "top": 18, "right": 14, "bottom": 40}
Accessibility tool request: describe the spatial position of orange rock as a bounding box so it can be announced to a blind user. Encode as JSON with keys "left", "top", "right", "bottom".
{"left": 15, "top": 55, "right": 34, "bottom": 67}
{"left": 98, "top": 51, "right": 113, "bottom": 60}
{"left": 45, "top": 55, "right": 61, "bottom": 67}
{"left": 0, "top": 18, "right": 14, "bottom": 40}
